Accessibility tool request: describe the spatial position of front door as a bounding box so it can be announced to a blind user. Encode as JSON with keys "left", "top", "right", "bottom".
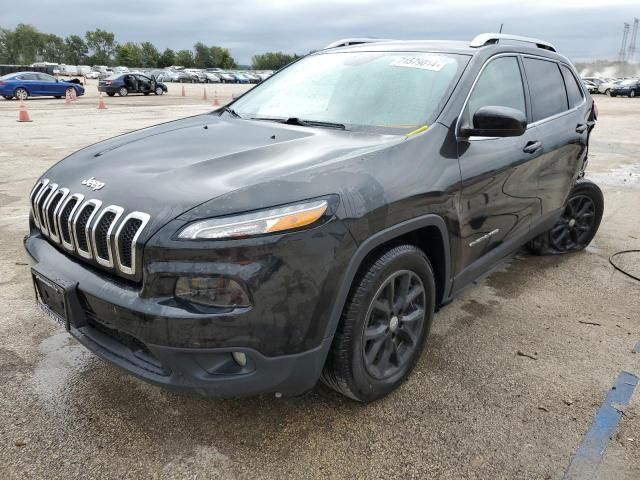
{"left": 454, "top": 55, "right": 542, "bottom": 288}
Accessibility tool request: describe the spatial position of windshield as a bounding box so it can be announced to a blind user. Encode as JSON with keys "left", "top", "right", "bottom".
{"left": 231, "top": 51, "right": 467, "bottom": 132}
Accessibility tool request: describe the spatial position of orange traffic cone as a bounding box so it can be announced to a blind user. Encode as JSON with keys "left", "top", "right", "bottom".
{"left": 97, "top": 93, "right": 107, "bottom": 110}
{"left": 17, "top": 99, "right": 32, "bottom": 122}
{"left": 65, "top": 89, "right": 71, "bottom": 105}
{"left": 202, "top": 88, "right": 207, "bottom": 101}
{"left": 181, "top": 85, "right": 186, "bottom": 97}
{"left": 212, "top": 91, "right": 220, "bottom": 106}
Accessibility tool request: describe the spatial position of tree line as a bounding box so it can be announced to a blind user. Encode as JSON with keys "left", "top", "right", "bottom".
{"left": 0, "top": 24, "right": 303, "bottom": 70}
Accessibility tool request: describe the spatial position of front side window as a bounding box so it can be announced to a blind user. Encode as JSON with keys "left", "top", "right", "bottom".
{"left": 37, "top": 73, "right": 55, "bottom": 82}
{"left": 466, "top": 56, "right": 526, "bottom": 122}
{"left": 20, "top": 73, "right": 38, "bottom": 81}
{"left": 232, "top": 51, "right": 468, "bottom": 132}
{"left": 523, "top": 58, "right": 568, "bottom": 122}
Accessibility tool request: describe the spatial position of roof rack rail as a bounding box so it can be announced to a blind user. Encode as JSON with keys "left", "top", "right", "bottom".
{"left": 323, "top": 38, "right": 394, "bottom": 49}
{"left": 470, "top": 33, "right": 556, "bottom": 52}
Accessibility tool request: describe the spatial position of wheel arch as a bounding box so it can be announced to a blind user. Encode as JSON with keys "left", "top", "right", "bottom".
{"left": 323, "top": 214, "right": 452, "bottom": 340}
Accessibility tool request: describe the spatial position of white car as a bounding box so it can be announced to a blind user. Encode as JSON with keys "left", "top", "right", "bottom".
{"left": 84, "top": 71, "right": 101, "bottom": 79}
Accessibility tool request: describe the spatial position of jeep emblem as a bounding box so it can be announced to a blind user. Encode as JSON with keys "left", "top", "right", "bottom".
{"left": 81, "top": 177, "right": 105, "bottom": 191}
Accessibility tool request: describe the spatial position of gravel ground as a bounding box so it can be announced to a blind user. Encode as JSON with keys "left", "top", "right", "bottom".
{"left": 0, "top": 86, "right": 638, "bottom": 479}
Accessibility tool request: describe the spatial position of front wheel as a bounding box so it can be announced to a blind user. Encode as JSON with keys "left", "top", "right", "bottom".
{"left": 107, "top": 92, "right": 115, "bottom": 97}
{"left": 611, "top": 92, "right": 617, "bottom": 97}
{"left": 629, "top": 90, "right": 636, "bottom": 98}
{"left": 527, "top": 179, "right": 604, "bottom": 255}
{"left": 118, "top": 87, "right": 128, "bottom": 97}
{"left": 321, "top": 244, "right": 435, "bottom": 402}
{"left": 155, "top": 87, "right": 164, "bottom": 95}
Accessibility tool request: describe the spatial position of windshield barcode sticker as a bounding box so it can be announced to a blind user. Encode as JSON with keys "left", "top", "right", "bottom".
{"left": 390, "top": 55, "right": 451, "bottom": 71}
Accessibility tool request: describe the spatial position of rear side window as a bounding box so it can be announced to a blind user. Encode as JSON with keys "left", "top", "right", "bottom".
{"left": 523, "top": 58, "right": 568, "bottom": 122}
{"left": 560, "top": 65, "right": 584, "bottom": 108}
{"left": 19, "top": 73, "right": 38, "bottom": 81}
{"left": 467, "top": 56, "right": 526, "bottom": 119}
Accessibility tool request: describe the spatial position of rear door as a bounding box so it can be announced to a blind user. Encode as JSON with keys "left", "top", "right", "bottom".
{"left": 18, "top": 73, "right": 42, "bottom": 95}
{"left": 521, "top": 57, "right": 587, "bottom": 220}
{"left": 454, "top": 55, "right": 542, "bottom": 286}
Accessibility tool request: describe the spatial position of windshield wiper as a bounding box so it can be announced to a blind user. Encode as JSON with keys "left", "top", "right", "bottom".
{"left": 222, "top": 106, "right": 241, "bottom": 118}
{"left": 250, "top": 116, "right": 346, "bottom": 130}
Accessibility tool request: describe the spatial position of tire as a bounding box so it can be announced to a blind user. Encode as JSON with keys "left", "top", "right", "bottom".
{"left": 611, "top": 92, "right": 617, "bottom": 97}
{"left": 54, "top": 96, "right": 61, "bottom": 99}
{"left": 143, "top": 92, "right": 150, "bottom": 96}
{"left": 321, "top": 244, "right": 436, "bottom": 402}
{"left": 527, "top": 179, "right": 604, "bottom": 255}
{"left": 14, "top": 87, "right": 28, "bottom": 100}
{"left": 630, "top": 90, "right": 636, "bottom": 98}
{"left": 118, "top": 87, "right": 128, "bottom": 97}
{"left": 65, "top": 87, "right": 74, "bottom": 98}
{"left": 3, "top": 96, "right": 12, "bottom": 100}
{"left": 155, "top": 87, "right": 164, "bottom": 95}
{"left": 107, "top": 92, "right": 115, "bottom": 97}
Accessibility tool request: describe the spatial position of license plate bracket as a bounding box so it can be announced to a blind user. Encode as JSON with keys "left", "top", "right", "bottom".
{"left": 32, "top": 270, "right": 71, "bottom": 330}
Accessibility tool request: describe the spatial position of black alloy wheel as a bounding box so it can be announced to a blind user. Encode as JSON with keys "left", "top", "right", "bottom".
{"left": 549, "top": 195, "right": 596, "bottom": 252}
{"left": 362, "top": 270, "right": 426, "bottom": 380}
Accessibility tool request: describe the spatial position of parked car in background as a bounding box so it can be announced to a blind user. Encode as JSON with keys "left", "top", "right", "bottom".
{"left": 216, "top": 71, "right": 237, "bottom": 83}
{"left": 0, "top": 71, "right": 85, "bottom": 100}
{"left": 255, "top": 72, "right": 272, "bottom": 81}
{"left": 84, "top": 70, "right": 101, "bottom": 79}
{"left": 204, "top": 72, "right": 221, "bottom": 83}
{"left": 610, "top": 78, "right": 640, "bottom": 97}
{"left": 582, "top": 80, "right": 598, "bottom": 94}
{"left": 244, "top": 72, "right": 261, "bottom": 83}
{"left": 231, "top": 73, "right": 250, "bottom": 84}
{"left": 184, "top": 69, "right": 208, "bottom": 83}
{"left": 156, "top": 70, "right": 180, "bottom": 83}
{"left": 98, "top": 73, "right": 167, "bottom": 96}
{"left": 597, "top": 79, "right": 620, "bottom": 95}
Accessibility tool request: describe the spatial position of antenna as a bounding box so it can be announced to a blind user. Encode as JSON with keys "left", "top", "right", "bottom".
{"left": 619, "top": 22, "right": 630, "bottom": 62}
{"left": 499, "top": 23, "right": 504, "bottom": 34}
{"left": 628, "top": 18, "right": 639, "bottom": 62}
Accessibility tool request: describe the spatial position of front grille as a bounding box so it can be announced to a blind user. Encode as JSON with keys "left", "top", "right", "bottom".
{"left": 29, "top": 178, "right": 150, "bottom": 278}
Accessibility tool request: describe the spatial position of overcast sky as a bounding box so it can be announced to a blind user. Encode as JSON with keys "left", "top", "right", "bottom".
{"left": 4, "top": 0, "right": 639, "bottom": 64}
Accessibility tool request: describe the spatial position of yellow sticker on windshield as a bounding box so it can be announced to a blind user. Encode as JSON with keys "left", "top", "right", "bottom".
{"left": 390, "top": 55, "right": 451, "bottom": 72}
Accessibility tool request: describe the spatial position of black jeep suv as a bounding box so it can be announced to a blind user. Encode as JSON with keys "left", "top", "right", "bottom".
{"left": 25, "top": 33, "right": 602, "bottom": 402}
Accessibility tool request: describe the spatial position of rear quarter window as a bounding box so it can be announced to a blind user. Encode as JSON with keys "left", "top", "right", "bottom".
{"left": 523, "top": 58, "right": 568, "bottom": 122}
{"left": 560, "top": 65, "right": 584, "bottom": 109}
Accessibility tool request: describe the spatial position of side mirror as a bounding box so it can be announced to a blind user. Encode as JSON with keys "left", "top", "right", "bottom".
{"left": 460, "top": 105, "right": 527, "bottom": 138}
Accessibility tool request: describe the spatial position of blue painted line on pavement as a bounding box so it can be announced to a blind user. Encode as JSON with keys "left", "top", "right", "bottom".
{"left": 564, "top": 371, "right": 639, "bottom": 479}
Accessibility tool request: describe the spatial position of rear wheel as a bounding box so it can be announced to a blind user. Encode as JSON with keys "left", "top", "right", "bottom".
{"left": 106, "top": 92, "right": 115, "bottom": 97}
{"left": 611, "top": 92, "right": 617, "bottom": 97}
{"left": 118, "top": 87, "right": 128, "bottom": 97}
{"left": 321, "top": 244, "right": 435, "bottom": 402}
{"left": 14, "top": 88, "right": 28, "bottom": 100}
{"left": 527, "top": 179, "right": 604, "bottom": 255}
{"left": 604, "top": 89, "right": 610, "bottom": 96}
{"left": 3, "top": 96, "right": 12, "bottom": 100}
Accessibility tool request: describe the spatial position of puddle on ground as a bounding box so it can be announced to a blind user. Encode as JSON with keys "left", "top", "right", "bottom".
{"left": 31, "top": 332, "right": 94, "bottom": 415}
{"left": 587, "top": 164, "right": 640, "bottom": 188}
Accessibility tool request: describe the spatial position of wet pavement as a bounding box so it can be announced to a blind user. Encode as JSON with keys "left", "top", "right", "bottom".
{"left": 0, "top": 90, "right": 638, "bottom": 479}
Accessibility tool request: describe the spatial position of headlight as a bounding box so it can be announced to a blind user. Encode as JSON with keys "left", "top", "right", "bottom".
{"left": 177, "top": 198, "right": 330, "bottom": 240}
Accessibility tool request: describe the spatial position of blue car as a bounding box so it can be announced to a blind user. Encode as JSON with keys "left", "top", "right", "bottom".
{"left": 0, "top": 71, "right": 85, "bottom": 100}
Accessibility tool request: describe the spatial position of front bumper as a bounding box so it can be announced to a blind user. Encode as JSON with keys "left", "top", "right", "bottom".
{"left": 25, "top": 216, "right": 354, "bottom": 395}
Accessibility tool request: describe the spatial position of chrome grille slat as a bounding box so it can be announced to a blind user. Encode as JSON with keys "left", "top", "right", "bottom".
{"left": 58, "top": 193, "right": 84, "bottom": 251}
{"left": 91, "top": 205, "right": 124, "bottom": 268}
{"left": 115, "top": 212, "right": 150, "bottom": 275}
{"left": 38, "top": 183, "right": 58, "bottom": 236}
{"left": 29, "top": 180, "right": 149, "bottom": 278}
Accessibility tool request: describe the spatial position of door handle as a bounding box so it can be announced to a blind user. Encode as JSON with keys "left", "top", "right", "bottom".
{"left": 575, "top": 124, "right": 588, "bottom": 134}
{"left": 523, "top": 140, "right": 543, "bottom": 154}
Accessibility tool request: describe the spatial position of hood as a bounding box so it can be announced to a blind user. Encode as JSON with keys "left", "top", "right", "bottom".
{"left": 42, "top": 114, "right": 399, "bottom": 231}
